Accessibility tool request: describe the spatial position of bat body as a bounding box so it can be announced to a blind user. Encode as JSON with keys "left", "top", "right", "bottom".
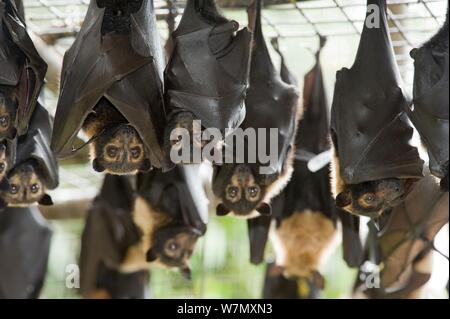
{"left": 330, "top": 0, "right": 423, "bottom": 218}
{"left": 51, "top": 0, "right": 166, "bottom": 174}
{"left": 408, "top": 8, "right": 449, "bottom": 191}
{"left": 79, "top": 174, "right": 149, "bottom": 299}
{"left": 263, "top": 39, "right": 337, "bottom": 297}
{"left": 0, "top": 0, "right": 47, "bottom": 136}
{"left": 354, "top": 173, "right": 449, "bottom": 298}
{"left": 0, "top": 206, "right": 52, "bottom": 299}
{"left": 121, "top": 166, "right": 207, "bottom": 279}
{"left": 212, "top": 0, "right": 299, "bottom": 218}
{"left": 163, "top": 0, "right": 252, "bottom": 166}
{"left": 0, "top": 104, "right": 58, "bottom": 209}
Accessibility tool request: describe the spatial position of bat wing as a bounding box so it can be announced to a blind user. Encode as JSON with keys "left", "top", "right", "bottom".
{"left": 137, "top": 167, "right": 208, "bottom": 234}
{"left": 408, "top": 13, "right": 449, "bottom": 179}
{"left": 80, "top": 174, "right": 140, "bottom": 297}
{"left": 95, "top": 262, "right": 150, "bottom": 299}
{"left": 242, "top": 0, "right": 299, "bottom": 175}
{"left": 248, "top": 215, "right": 272, "bottom": 265}
{"left": 377, "top": 174, "right": 449, "bottom": 288}
{"left": 51, "top": 1, "right": 165, "bottom": 168}
{"left": 330, "top": 0, "right": 423, "bottom": 185}
{"left": 297, "top": 59, "right": 329, "bottom": 155}
{"left": 339, "top": 209, "right": 363, "bottom": 268}
{"left": 0, "top": 0, "right": 47, "bottom": 136}
{"left": 16, "top": 104, "right": 59, "bottom": 189}
{"left": 262, "top": 263, "right": 299, "bottom": 299}
{"left": 0, "top": 206, "right": 52, "bottom": 299}
{"left": 165, "top": 0, "right": 251, "bottom": 131}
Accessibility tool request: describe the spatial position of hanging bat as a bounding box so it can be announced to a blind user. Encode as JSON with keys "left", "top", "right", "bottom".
{"left": 79, "top": 174, "right": 149, "bottom": 299}
{"left": 119, "top": 166, "right": 208, "bottom": 280}
{"left": 163, "top": 0, "right": 252, "bottom": 165}
{"left": 354, "top": 173, "right": 449, "bottom": 299}
{"left": 0, "top": 205, "right": 52, "bottom": 299}
{"left": 0, "top": 104, "right": 58, "bottom": 209}
{"left": 51, "top": 0, "right": 167, "bottom": 175}
{"left": 408, "top": 7, "right": 449, "bottom": 192}
{"left": 0, "top": 0, "right": 47, "bottom": 136}
{"left": 254, "top": 37, "right": 337, "bottom": 299}
{"left": 330, "top": 0, "right": 424, "bottom": 218}
{"left": 212, "top": 0, "right": 299, "bottom": 218}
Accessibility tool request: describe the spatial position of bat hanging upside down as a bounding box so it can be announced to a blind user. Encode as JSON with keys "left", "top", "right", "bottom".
{"left": 329, "top": 0, "right": 424, "bottom": 218}
{"left": 332, "top": 157, "right": 417, "bottom": 218}
{"left": 119, "top": 190, "right": 201, "bottom": 279}
{"left": 83, "top": 98, "right": 151, "bottom": 175}
{"left": 0, "top": 159, "right": 53, "bottom": 207}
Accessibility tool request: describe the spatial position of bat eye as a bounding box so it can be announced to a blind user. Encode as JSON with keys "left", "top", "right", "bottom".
{"left": 130, "top": 147, "right": 142, "bottom": 159}
{"left": 247, "top": 186, "right": 259, "bottom": 198}
{"left": 168, "top": 242, "right": 179, "bottom": 251}
{"left": 0, "top": 163, "right": 5, "bottom": 173}
{"left": 0, "top": 115, "right": 9, "bottom": 128}
{"left": 106, "top": 145, "right": 119, "bottom": 158}
{"left": 363, "top": 193, "right": 376, "bottom": 204}
{"left": 10, "top": 184, "right": 19, "bottom": 194}
{"left": 30, "top": 183, "right": 40, "bottom": 194}
{"left": 227, "top": 186, "right": 239, "bottom": 199}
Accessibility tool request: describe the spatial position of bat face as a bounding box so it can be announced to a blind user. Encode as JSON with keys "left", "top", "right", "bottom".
{"left": 0, "top": 143, "right": 8, "bottom": 182}
{"left": 91, "top": 125, "right": 151, "bottom": 175}
{"left": 213, "top": 164, "right": 275, "bottom": 217}
{"left": 0, "top": 160, "right": 53, "bottom": 206}
{"left": 335, "top": 178, "right": 415, "bottom": 218}
{"left": 164, "top": 111, "right": 209, "bottom": 164}
{"left": 146, "top": 226, "right": 199, "bottom": 280}
{"left": 0, "top": 91, "right": 18, "bottom": 140}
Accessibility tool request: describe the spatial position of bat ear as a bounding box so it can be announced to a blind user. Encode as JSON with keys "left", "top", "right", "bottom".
{"left": 216, "top": 203, "right": 230, "bottom": 217}
{"left": 92, "top": 158, "right": 105, "bottom": 173}
{"left": 257, "top": 203, "right": 272, "bottom": 216}
{"left": 146, "top": 249, "right": 158, "bottom": 262}
{"left": 180, "top": 266, "right": 192, "bottom": 281}
{"left": 139, "top": 159, "right": 152, "bottom": 172}
{"left": 39, "top": 194, "right": 54, "bottom": 206}
{"left": 336, "top": 191, "right": 351, "bottom": 208}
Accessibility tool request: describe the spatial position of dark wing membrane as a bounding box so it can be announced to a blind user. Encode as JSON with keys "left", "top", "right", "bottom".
{"left": 247, "top": 215, "right": 272, "bottom": 265}
{"left": 330, "top": 0, "right": 423, "bottom": 185}
{"left": 165, "top": 0, "right": 251, "bottom": 130}
{"left": 16, "top": 104, "right": 59, "bottom": 189}
{"left": 51, "top": 1, "right": 165, "bottom": 168}
{"left": 408, "top": 11, "right": 449, "bottom": 179}
{"left": 79, "top": 174, "right": 140, "bottom": 298}
{"left": 137, "top": 166, "right": 207, "bottom": 234}
{"left": 377, "top": 174, "right": 449, "bottom": 288}
{"left": 0, "top": 206, "right": 52, "bottom": 299}
{"left": 0, "top": 0, "right": 47, "bottom": 135}
{"left": 241, "top": 0, "right": 299, "bottom": 174}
